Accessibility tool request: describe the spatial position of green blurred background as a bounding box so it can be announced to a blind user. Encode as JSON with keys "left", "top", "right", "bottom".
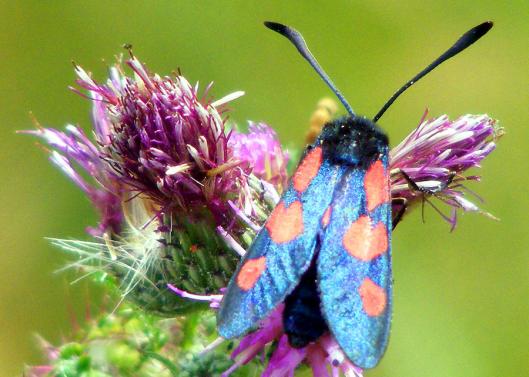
{"left": 1, "top": 1, "right": 527, "bottom": 376}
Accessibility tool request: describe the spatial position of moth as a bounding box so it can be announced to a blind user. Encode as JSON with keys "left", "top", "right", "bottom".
{"left": 218, "top": 21, "right": 492, "bottom": 368}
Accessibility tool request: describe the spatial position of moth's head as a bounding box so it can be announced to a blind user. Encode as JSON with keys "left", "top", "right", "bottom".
{"left": 317, "top": 115, "right": 388, "bottom": 167}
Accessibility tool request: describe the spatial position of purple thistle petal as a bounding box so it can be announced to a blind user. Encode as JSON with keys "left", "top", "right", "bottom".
{"left": 167, "top": 284, "right": 223, "bottom": 308}
{"left": 22, "top": 125, "right": 123, "bottom": 236}
{"left": 262, "top": 335, "right": 307, "bottom": 377}
{"left": 25, "top": 366, "right": 54, "bottom": 377}
{"left": 306, "top": 345, "right": 331, "bottom": 377}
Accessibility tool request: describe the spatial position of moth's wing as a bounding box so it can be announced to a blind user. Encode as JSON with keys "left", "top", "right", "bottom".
{"left": 318, "top": 157, "right": 392, "bottom": 369}
{"left": 218, "top": 147, "right": 343, "bottom": 339}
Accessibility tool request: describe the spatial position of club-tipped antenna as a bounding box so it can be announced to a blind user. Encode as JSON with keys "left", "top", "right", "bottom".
{"left": 373, "top": 21, "right": 493, "bottom": 122}
{"left": 265, "top": 21, "right": 355, "bottom": 116}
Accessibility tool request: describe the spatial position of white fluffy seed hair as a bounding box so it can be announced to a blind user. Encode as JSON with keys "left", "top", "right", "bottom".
{"left": 51, "top": 196, "right": 166, "bottom": 298}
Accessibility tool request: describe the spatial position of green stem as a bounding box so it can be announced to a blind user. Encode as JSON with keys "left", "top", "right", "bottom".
{"left": 181, "top": 312, "right": 201, "bottom": 351}
{"left": 143, "top": 351, "right": 179, "bottom": 377}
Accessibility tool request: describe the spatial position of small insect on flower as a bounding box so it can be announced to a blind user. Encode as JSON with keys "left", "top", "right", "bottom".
{"left": 218, "top": 21, "right": 493, "bottom": 370}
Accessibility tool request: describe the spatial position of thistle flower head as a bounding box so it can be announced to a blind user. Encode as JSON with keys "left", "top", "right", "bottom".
{"left": 390, "top": 112, "right": 502, "bottom": 227}
{"left": 28, "top": 53, "right": 288, "bottom": 237}
{"left": 73, "top": 55, "right": 248, "bottom": 224}
{"left": 229, "top": 122, "right": 289, "bottom": 192}
{"left": 26, "top": 54, "right": 292, "bottom": 313}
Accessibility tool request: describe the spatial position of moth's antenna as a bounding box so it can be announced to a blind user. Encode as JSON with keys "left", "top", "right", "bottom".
{"left": 264, "top": 21, "right": 355, "bottom": 116}
{"left": 373, "top": 21, "right": 493, "bottom": 122}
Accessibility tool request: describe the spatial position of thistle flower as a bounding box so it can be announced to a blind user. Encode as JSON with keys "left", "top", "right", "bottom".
{"left": 26, "top": 54, "right": 292, "bottom": 315}
{"left": 390, "top": 112, "right": 502, "bottom": 228}
{"left": 73, "top": 55, "right": 248, "bottom": 224}
{"left": 229, "top": 122, "right": 289, "bottom": 192}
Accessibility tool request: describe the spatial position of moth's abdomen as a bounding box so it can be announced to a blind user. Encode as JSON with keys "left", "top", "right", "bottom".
{"left": 283, "top": 262, "right": 328, "bottom": 348}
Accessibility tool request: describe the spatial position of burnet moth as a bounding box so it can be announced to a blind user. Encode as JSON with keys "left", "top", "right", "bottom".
{"left": 218, "top": 21, "right": 493, "bottom": 368}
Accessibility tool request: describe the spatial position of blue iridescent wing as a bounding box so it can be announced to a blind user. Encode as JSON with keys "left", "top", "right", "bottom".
{"left": 317, "top": 155, "right": 392, "bottom": 369}
{"left": 218, "top": 146, "right": 344, "bottom": 339}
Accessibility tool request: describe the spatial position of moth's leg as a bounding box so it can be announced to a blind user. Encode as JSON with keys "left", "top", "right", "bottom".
{"left": 391, "top": 197, "right": 408, "bottom": 230}
{"left": 390, "top": 169, "right": 457, "bottom": 226}
{"left": 390, "top": 168, "right": 420, "bottom": 191}
{"left": 390, "top": 168, "right": 456, "bottom": 195}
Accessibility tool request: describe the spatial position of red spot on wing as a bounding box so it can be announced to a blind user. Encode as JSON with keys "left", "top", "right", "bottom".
{"left": 364, "top": 160, "right": 389, "bottom": 212}
{"left": 321, "top": 206, "right": 332, "bottom": 228}
{"left": 236, "top": 256, "right": 266, "bottom": 291}
{"left": 266, "top": 200, "right": 304, "bottom": 244}
{"left": 293, "top": 147, "right": 323, "bottom": 193}
{"left": 359, "top": 277, "right": 387, "bottom": 316}
{"left": 342, "top": 215, "right": 388, "bottom": 261}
